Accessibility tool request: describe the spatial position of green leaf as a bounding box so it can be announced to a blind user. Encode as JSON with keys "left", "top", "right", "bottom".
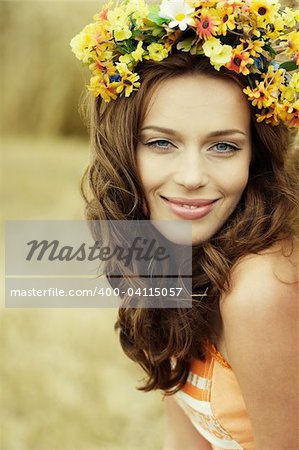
{"left": 247, "top": 75, "right": 254, "bottom": 89}
{"left": 263, "top": 44, "right": 277, "bottom": 57}
{"left": 148, "top": 4, "right": 168, "bottom": 26}
{"left": 125, "top": 40, "right": 136, "bottom": 53}
{"left": 152, "top": 28, "right": 164, "bottom": 37}
{"left": 279, "top": 61, "right": 297, "bottom": 71}
{"left": 177, "top": 37, "right": 196, "bottom": 52}
{"left": 131, "top": 29, "right": 145, "bottom": 39}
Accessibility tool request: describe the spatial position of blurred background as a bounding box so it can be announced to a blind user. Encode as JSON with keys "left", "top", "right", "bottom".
{"left": 1, "top": 0, "right": 297, "bottom": 449}
{"left": 1, "top": 1, "right": 164, "bottom": 449}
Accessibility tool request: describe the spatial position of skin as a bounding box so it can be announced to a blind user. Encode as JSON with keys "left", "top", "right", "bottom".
{"left": 162, "top": 242, "right": 298, "bottom": 450}
{"left": 136, "top": 75, "right": 299, "bottom": 448}
{"left": 136, "top": 74, "right": 252, "bottom": 245}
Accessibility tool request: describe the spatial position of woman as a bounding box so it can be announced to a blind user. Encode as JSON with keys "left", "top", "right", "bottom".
{"left": 71, "top": 1, "right": 298, "bottom": 448}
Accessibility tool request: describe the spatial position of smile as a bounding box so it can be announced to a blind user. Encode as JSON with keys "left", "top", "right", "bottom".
{"left": 160, "top": 196, "right": 218, "bottom": 220}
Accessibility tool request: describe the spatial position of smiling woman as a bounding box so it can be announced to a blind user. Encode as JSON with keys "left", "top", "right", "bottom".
{"left": 136, "top": 74, "right": 252, "bottom": 244}
{"left": 73, "top": 0, "right": 299, "bottom": 448}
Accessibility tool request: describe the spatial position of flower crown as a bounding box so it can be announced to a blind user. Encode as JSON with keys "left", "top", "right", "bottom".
{"left": 70, "top": 0, "right": 299, "bottom": 127}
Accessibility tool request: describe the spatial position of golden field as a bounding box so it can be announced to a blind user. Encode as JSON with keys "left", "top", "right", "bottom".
{"left": 1, "top": 0, "right": 297, "bottom": 448}
{"left": 1, "top": 137, "right": 165, "bottom": 450}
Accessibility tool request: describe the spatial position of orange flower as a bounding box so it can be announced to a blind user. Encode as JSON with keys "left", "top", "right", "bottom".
{"left": 195, "top": 10, "right": 219, "bottom": 40}
{"left": 239, "top": 38, "right": 264, "bottom": 57}
{"left": 93, "top": 1, "right": 112, "bottom": 21}
{"left": 164, "top": 29, "right": 181, "bottom": 51}
{"left": 225, "top": 50, "right": 253, "bottom": 75}
{"left": 89, "top": 60, "right": 115, "bottom": 77}
{"left": 243, "top": 82, "right": 274, "bottom": 109}
{"left": 256, "top": 107, "right": 281, "bottom": 126}
{"left": 279, "top": 101, "right": 299, "bottom": 128}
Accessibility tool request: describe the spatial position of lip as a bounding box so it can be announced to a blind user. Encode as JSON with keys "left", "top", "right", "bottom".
{"left": 161, "top": 196, "right": 218, "bottom": 220}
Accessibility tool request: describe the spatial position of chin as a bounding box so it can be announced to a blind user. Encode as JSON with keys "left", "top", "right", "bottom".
{"left": 191, "top": 223, "right": 223, "bottom": 246}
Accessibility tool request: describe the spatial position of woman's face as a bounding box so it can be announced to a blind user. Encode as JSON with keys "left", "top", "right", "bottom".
{"left": 136, "top": 74, "right": 252, "bottom": 245}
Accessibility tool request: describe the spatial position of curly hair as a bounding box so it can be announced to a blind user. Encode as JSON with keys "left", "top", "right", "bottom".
{"left": 81, "top": 53, "right": 298, "bottom": 394}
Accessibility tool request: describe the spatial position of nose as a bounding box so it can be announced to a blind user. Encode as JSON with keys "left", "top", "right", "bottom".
{"left": 173, "top": 150, "right": 208, "bottom": 190}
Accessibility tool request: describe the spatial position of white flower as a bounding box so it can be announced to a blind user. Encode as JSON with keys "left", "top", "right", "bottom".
{"left": 159, "top": 0, "right": 195, "bottom": 31}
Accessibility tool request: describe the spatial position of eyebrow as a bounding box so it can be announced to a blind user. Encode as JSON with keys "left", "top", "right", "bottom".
{"left": 140, "top": 126, "right": 247, "bottom": 137}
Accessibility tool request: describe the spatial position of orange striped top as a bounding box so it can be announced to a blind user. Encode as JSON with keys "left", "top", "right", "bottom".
{"left": 174, "top": 344, "right": 256, "bottom": 449}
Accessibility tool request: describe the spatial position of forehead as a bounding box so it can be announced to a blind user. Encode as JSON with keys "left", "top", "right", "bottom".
{"left": 142, "top": 74, "right": 251, "bottom": 134}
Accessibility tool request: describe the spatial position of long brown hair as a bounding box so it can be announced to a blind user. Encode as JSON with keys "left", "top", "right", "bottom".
{"left": 81, "top": 54, "right": 298, "bottom": 393}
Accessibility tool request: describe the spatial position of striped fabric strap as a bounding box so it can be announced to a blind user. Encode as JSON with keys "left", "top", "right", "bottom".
{"left": 205, "top": 341, "right": 232, "bottom": 370}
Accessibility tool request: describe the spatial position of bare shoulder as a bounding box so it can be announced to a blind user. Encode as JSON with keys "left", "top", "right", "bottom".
{"left": 219, "top": 238, "right": 299, "bottom": 447}
{"left": 220, "top": 237, "right": 298, "bottom": 314}
{"left": 163, "top": 396, "right": 213, "bottom": 450}
{"left": 231, "top": 237, "right": 298, "bottom": 286}
{"left": 219, "top": 237, "right": 298, "bottom": 346}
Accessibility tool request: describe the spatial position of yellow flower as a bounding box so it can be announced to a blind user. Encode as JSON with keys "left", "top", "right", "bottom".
{"left": 87, "top": 75, "right": 118, "bottom": 102}
{"left": 116, "top": 47, "right": 145, "bottom": 70}
{"left": 131, "top": 41, "right": 145, "bottom": 62}
{"left": 216, "top": 7, "right": 235, "bottom": 36}
{"left": 202, "top": 37, "right": 222, "bottom": 56}
{"left": 95, "top": 42, "right": 114, "bottom": 62}
{"left": 89, "top": 60, "right": 116, "bottom": 77}
{"left": 278, "top": 100, "right": 299, "bottom": 128}
{"left": 119, "top": 54, "right": 134, "bottom": 64}
{"left": 282, "top": 30, "right": 299, "bottom": 56}
{"left": 249, "top": 0, "right": 278, "bottom": 26}
{"left": 113, "top": 63, "right": 141, "bottom": 97}
{"left": 210, "top": 45, "right": 233, "bottom": 69}
{"left": 265, "top": 16, "right": 284, "bottom": 40}
{"left": 289, "top": 73, "right": 299, "bottom": 92}
{"left": 281, "top": 7, "right": 297, "bottom": 28}
{"left": 107, "top": 6, "right": 129, "bottom": 29}
{"left": 280, "top": 86, "right": 296, "bottom": 103}
{"left": 243, "top": 81, "right": 275, "bottom": 109}
{"left": 116, "top": 62, "right": 132, "bottom": 76}
{"left": 238, "top": 20, "right": 261, "bottom": 39}
{"left": 256, "top": 105, "right": 281, "bottom": 126}
{"left": 106, "top": 6, "right": 132, "bottom": 41}
{"left": 279, "top": 73, "right": 298, "bottom": 104}
{"left": 263, "top": 66, "right": 285, "bottom": 88}
{"left": 70, "top": 0, "right": 299, "bottom": 120}
{"left": 70, "top": 23, "right": 98, "bottom": 63}
{"left": 239, "top": 38, "right": 265, "bottom": 57}
{"left": 145, "top": 43, "right": 169, "bottom": 61}
{"left": 114, "top": 28, "right": 132, "bottom": 41}
{"left": 126, "top": 0, "right": 149, "bottom": 27}
{"left": 202, "top": 37, "right": 232, "bottom": 69}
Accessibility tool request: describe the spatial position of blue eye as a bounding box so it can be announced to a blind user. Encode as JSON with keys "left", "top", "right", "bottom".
{"left": 146, "top": 140, "right": 173, "bottom": 150}
{"left": 212, "top": 142, "right": 240, "bottom": 153}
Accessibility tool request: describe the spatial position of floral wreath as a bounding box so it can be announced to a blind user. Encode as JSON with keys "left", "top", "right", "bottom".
{"left": 70, "top": 0, "right": 299, "bottom": 127}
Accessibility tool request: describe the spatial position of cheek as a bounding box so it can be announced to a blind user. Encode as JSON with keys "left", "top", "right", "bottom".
{"left": 137, "top": 165, "right": 154, "bottom": 195}
{"left": 219, "top": 162, "right": 250, "bottom": 198}
{"left": 222, "top": 150, "right": 251, "bottom": 198}
{"left": 137, "top": 154, "right": 166, "bottom": 195}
